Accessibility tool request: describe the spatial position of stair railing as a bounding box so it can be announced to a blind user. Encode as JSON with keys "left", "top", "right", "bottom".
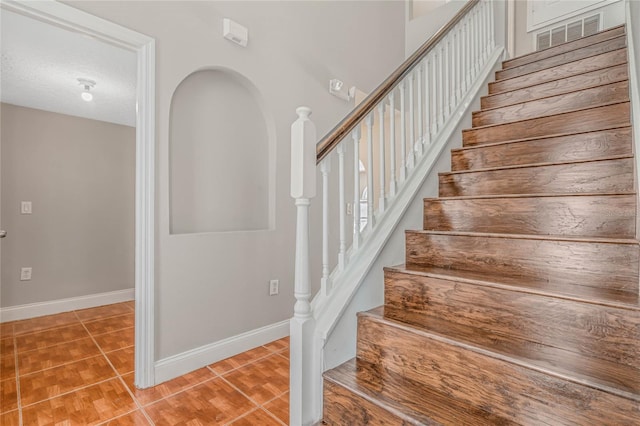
{"left": 290, "top": 1, "right": 499, "bottom": 424}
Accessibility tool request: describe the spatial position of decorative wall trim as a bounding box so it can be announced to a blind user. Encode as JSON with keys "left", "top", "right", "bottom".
{"left": 154, "top": 320, "right": 290, "bottom": 384}
{"left": 0, "top": 0, "right": 157, "bottom": 388}
{"left": 0, "top": 288, "right": 134, "bottom": 322}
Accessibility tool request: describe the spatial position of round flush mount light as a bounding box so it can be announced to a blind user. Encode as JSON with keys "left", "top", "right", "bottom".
{"left": 77, "top": 78, "right": 96, "bottom": 102}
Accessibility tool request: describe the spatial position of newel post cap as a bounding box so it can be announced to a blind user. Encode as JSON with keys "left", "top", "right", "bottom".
{"left": 291, "top": 106, "right": 317, "bottom": 199}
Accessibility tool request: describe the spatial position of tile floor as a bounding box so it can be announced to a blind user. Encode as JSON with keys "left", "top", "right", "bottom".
{"left": 0, "top": 302, "right": 290, "bottom": 425}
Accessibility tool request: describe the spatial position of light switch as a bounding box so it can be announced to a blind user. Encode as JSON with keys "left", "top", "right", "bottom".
{"left": 21, "top": 201, "right": 32, "bottom": 214}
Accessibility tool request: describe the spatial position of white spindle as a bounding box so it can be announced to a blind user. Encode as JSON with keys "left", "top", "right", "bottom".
{"left": 320, "top": 156, "right": 330, "bottom": 296}
{"left": 366, "top": 112, "right": 375, "bottom": 231}
{"left": 388, "top": 92, "right": 397, "bottom": 196}
{"left": 424, "top": 59, "right": 431, "bottom": 146}
{"left": 337, "top": 143, "right": 346, "bottom": 270}
{"left": 452, "top": 29, "right": 459, "bottom": 107}
{"left": 438, "top": 46, "right": 444, "bottom": 127}
{"left": 399, "top": 81, "right": 407, "bottom": 181}
{"left": 430, "top": 55, "right": 437, "bottom": 138}
{"left": 408, "top": 74, "right": 416, "bottom": 170}
{"left": 483, "top": 1, "right": 488, "bottom": 60}
{"left": 465, "top": 19, "right": 471, "bottom": 89}
{"left": 474, "top": 7, "right": 480, "bottom": 76}
{"left": 444, "top": 36, "right": 450, "bottom": 117}
{"left": 377, "top": 103, "right": 386, "bottom": 214}
{"left": 289, "top": 106, "right": 317, "bottom": 426}
{"left": 416, "top": 67, "right": 424, "bottom": 158}
{"left": 352, "top": 127, "right": 361, "bottom": 249}
{"left": 490, "top": 0, "right": 495, "bottom": 49}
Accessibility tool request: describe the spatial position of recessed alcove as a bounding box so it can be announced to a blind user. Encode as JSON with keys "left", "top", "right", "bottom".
{"left": 169, "top": 68, "right": 272, "bottom": 234}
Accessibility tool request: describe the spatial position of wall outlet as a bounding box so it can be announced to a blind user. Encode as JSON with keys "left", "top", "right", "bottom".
{"left": 21, "top": 201, "right": 32, "bottom": 214}
{"left": 20, "top": 267, "right": 32, "bottom": 281}
{"left": 269, "top": 279, "right": 279, "bottom": 296}
{"left": 346, "top": 202, "right": 353, "bottom": 216}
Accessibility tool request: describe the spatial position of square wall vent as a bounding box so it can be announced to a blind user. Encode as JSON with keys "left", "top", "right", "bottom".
{"left": 536, "top": 14, "right": 601, "bottom": 51}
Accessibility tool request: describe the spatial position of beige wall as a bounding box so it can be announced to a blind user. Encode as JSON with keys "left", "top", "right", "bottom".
{"left": 64, "top": 1, "right": 406, "bottom": 361}
{"left": 1, "top": 103, "right": 135, "bottom": 307}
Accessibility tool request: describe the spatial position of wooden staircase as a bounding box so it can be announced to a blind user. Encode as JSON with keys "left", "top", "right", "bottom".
{"left": 322, "top": 25, "right": 640, "bottom": 425}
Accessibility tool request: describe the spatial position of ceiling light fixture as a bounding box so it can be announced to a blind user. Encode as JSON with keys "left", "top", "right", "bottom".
{"left": 77, "top": 78, "right": 96, "bottom": 102}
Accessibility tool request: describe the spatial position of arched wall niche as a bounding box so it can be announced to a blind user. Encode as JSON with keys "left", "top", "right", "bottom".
{"left": 169, "top": 67, "right": 275, "bottom": 234}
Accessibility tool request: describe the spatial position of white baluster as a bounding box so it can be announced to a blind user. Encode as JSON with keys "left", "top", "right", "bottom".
{"left": 366, "top": 112, "right": 375, "bottom": 231}
{"left": 438, "top": 45, "right": 444, "bottom": 128}
{"left": 388, "top": 92, "right": 397, "bottom": 196}
{"left": 424, "top": 59, "right": 431, "bottom": 146}
{"left": 399, "top": 81, "right": 407, "bottom": 181}
{"left": 377, "top": 103, "right": 386, "bottom": 215}
{"left": 289, "top": 106, "right": 318, "bottom": 426}
{"left": 474, "top": 6, "right": 480, "bottom": 76}
{"left": 408, "top": 74, "right": 416, "bottom": 170}
{"left": 465, "top": 19, "right": 471, "bottom": 89}
{"left": 489, "top": 0, "right": 495, "bottom": 49}
{"left": 337, "top": 143, "right": 346, "bottom": 271}
{"left": 352, "top": 127, "right": 361, "bottom": 250}
{"left": 452, "top": 28, "right": 459, "bottom": 108}
{"left": 320, "top": 156, "right": 331, "bottom": 296}
{"left": 430, "top": 55, "right": 437, "bottom": 139}
{"left": 444, "top": 35, "right": 450, "bottom": 117}
{"left": 416, "top": 67, "right": 424, "bottom": 158}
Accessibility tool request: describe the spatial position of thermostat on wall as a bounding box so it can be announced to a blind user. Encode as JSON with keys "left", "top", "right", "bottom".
{"left": 223, "top": 18, "right": 248, "bottom": 47}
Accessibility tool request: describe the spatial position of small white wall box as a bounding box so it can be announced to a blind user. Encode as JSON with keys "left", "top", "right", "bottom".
{"left": 223, "top": 18, "right": 248, "bottom": 47}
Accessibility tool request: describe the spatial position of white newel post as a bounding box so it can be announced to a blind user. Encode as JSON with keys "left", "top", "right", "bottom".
{"left": 290, "top": 106, "right": 319, "bottom": 426}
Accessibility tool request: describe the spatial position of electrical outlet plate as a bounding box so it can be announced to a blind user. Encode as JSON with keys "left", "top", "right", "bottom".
{"left": 269, "top": 279, "right": 279, "bottom": 296}
{"left": 21, "top": 201, "right": 32, "bottom": 214}
{"left": 20, "top": 267, "right": 32, "bottom": 281}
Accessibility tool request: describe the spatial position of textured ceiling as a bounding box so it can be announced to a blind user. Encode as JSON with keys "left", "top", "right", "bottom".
{"left": 1, "top": 9, "right": 137, "bottom": 127}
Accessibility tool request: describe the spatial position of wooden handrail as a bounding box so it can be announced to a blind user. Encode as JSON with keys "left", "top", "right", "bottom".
{"left": 316, "top": 0, "right": 479, "bottom": 163}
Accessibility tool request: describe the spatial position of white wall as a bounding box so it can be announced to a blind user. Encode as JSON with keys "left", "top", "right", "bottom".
{"left": 0, "top": 103, "right": 135, "bottom": 307}
{"left": 64, "top": 1, "right": 405, "bottom": 363}
{"left": 405, "top": 0, "right": 467, "bottom": 57}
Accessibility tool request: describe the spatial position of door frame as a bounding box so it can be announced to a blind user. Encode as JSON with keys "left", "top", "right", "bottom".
{"left": 0, "top": 0, "right": 157, "bottom": 387}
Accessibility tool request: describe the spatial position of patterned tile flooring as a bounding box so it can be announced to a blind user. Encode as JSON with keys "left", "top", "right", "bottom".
{"left": 0, "top": 302, "right": 290, "bottom": 425}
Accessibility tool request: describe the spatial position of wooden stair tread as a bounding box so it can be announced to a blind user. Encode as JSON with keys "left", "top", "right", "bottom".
{"left": 385, "top": 264, "right": 639, "bottom": 312}
{"left": 324, "top": 358, "right": 511, "bottom": 425}
{"left": 495, "top": 35, "right": 627, "bottom": 81}
{"left": 405, "top": 229, "right": 639, "bottom": 245}
{"left": 426, "top": 191, "right": 636, "bottom": 201}
{"left": 489, "top": 48, "right": 628, "bottom": 95}
{"left": 472, "top": 80, "right": 629, "bottom": 127}
{"left": 462, "top": 102, "right": 630, "bottom": 146}
{"left": 481, "top": 63, "right": 629, "bottom": 110}
{"left": 365, "top": 308, "right": 640, "bottom": 402}
{"left": 501, "top": 25, "right": 625, "bottom": 69}
{"left": 455, "top": 125, "right": 631, "bottom": 151}
{"left": 440, "top": 154, "right": 633, "bottom": 176}
{"left": 466, "top": 100, "right": 629, "bottom": 132}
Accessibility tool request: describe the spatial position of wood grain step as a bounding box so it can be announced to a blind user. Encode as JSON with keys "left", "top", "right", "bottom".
{"left": 439, "top": 156, "right": 634, "bottom": 197}
{"left": 496, "top": 36, "right": 626, "bottom": 81}
{"left": 462, "top": 102, "right": 630, "bottom": 146}
{"left": 423, "top": 193, "right": 636, "bottom": 238}
{"left": 384, "top": 264, "right": 640, "bottom": 310}
{"left": 472, "top": 80, "right": 629, "bottom": 127}
{"left": 489, "top": 48, "right": 628, "bottom": 95}
{"left": 323, "top": 359, "right": 511, "bottom": 426}
{"left": 452, "top": 126, "right": 632, "bottom": 170}
{"left": 405, "top": 231, "right": 639, "bottom": 293}
{"left": 384, "top": 268, "right": 640, "bottom": 374}
{"left": 501, "top": 25, "right": 626, "bottom": 70}
{"left": 356, "top": 309, "right": 640, "bottom": 425}
{"left": 481, "top": 63, "right": 629, "bottom": 110}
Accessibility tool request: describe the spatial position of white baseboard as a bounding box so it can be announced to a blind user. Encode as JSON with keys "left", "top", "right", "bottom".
{"left": 154, "top": 319, "right": 290, "bottom": 384}
{"left": 0, "top": 288, "right": 134, "bottom": 322}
